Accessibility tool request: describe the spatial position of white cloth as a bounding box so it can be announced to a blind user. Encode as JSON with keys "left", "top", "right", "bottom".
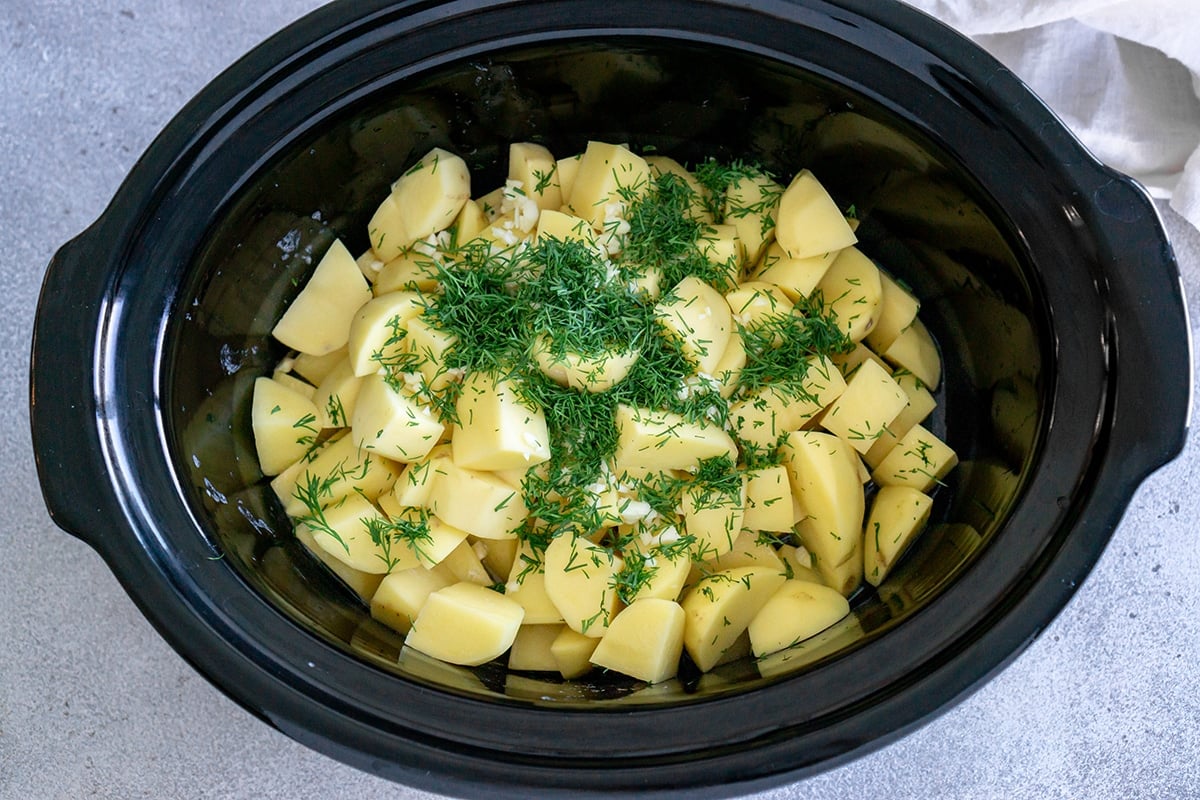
{"left": 904, "top": 0, "right": 1200, "bottom": 231}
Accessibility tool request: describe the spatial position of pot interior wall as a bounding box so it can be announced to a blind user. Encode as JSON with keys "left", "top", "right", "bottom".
{"left": 170, "top": 39, "right": 1043, "bottom": 703}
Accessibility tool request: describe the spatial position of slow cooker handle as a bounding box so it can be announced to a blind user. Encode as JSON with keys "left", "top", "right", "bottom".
{"left": 1095, "top": 173, "right": 1192, "bottom": 481}
{"left": 30, "top": 226, "right": 122, "bottom": 549}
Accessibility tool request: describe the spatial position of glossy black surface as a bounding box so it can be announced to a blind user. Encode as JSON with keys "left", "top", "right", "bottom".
{"left": 30, "top": 0, "right": 1189, "bottom": 797}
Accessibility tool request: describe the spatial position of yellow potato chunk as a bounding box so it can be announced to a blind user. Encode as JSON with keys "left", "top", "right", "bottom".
{"left": 779, "top": 430, "right": 865, "bottom": 596}
{"left": 300, "top": 492, "right": 395, "bottom": 575}
{"left": 622, "top": 534, "right": 693, "bottom": 603}
{"left": 404, "top": 315, "right": 460, "bottom": 392}
{"left": 882, "top": 318, "right": 942, "bottom": 389}
{"left": 710, "top": 328, "right": 747, "bottom": 398}
{"left": 452, "top": 371, "right": 551, "bottom": 471}
{"left": 312, "top": 357, "right": 362, "bottom": 429}
{"left": 551, "top": 626, "right": 598, "bottom": 679}
{"left": 505, "top": 545, "right": 566, "bottom": 624}
{"left": 695, "top": 223, "right": 745, "bottom": 283}
{"left": 368, "top": 147, "right": 471, "bottom": 262}
{"left": 251, "top": 376, "right": 321, "bottom": 475}
{"left": 747, "top": 579, "right": 851, "bottom": 657}
{"left": 680, "top": 566, "right": 787, "bottom": 671}
{"left": 388, "top": 444, "right": 451, "bottom": 507}
{"left": 531, "top": 335, "right": 640, "bottom": 393}
{"left": 646, "top": 155, "right": 713, "bottom": 222}
{"left": 543, "top": 533, "right": 623, "bottom": 637}
{"left": 819, "top": 358, "right": 908, "bottom": 455}
{"left": 452, "top": 198, "right": 489, "bottom": 244}
{"left": 613, "top": 404, "right": 738, "bottom": 473}
{"left": 815, "top": 246, "right": 883, "bottom": 343}
{"left": 291, "top": 346, "right": 346, "bottom": 385}
{"left": 725, "top": 281, "right": 794, "bottom": 332}
{"left": 777, "top": 544, "right": 824, "bottom": 585}
{"left": 724, "top": 171, "right": 783, "bottom": 264}
{"left": 508, "top": 623, "right": 566, "bottom": 672}
{"left": 351, "top": 373, "right": 445, "bottom": 462}
{"left": 692, "top": 529, "right": 785, "bottom": 579}
{"left": 774, "top": 169, "right": 858, "bottom": 259}
{"left": 728, "top": 355, "right": 846, "bottom": 449}
{"left": 295, "top": 526, "right": 385, "bottom": 602}
{"left": 535, "top": 209, "right": 602, "bottom": 252}
{"left": 439, "top": 537, "right": 493, "bottom": 585}
{"left": 278, "top": 432, "right": 402, "bottom": 517}
{"left": 743, "top": 465, "right": 794, "bottom": 533}
{"left": 508, "top": 142, "right": 563, "bottom": 212}
{"left": 864, "top": 370, "right": 938, "bottom": 468}
{"left": 590, "top": 598, "right": 686, "bottom": 683}
{"left": 565, "top": 141, "right": 651, "bottom": 228}
{"left": 405, "top": 582, "right": 525, "bottom": 667}
{"left": 681, "top": 475, "right": 748, "bottom": 561}
{"left": 864, "top": 485, "right": 935, "bottom": 586}
{"left": 865, "top": 270, "right": 920, "bottom": 353}
{"left": 346, "top": 291, "right": 426, "bottom": 377}
{"left": 750, "top": 242, "right": 837, "bottom": 302}
{"left": 655, "top": 275, "right": 733, "bottom": 374}
{"left": 272, "top": 240, "right": 372, "bottom": 356}
{"left": 270, "top": 370, "right": 315, "bottom": 400}
{"left": 427, "top": 459, "right": 527, "bottom": 539}
{"left": 371, "top": 564, "right": 455, "bottom": 634}
{"left": 871, "top": 424, "right": 958, "bottom": 492}
{"left": 373, "top": 249, "right": 441, "bottom": 295}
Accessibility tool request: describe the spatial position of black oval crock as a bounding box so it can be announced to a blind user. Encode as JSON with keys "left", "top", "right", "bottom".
{"left": 30, "top": 0, "right": 1191, "bottom": 797}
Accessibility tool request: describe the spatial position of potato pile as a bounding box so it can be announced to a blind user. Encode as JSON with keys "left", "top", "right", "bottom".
{"left": 251, "top": 141, "right": 957, "bottom": 683}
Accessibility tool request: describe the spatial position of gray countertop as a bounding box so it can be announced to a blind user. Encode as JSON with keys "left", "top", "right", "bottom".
{"left": 3, "top": 2, "right": 1198, "bottom": 798}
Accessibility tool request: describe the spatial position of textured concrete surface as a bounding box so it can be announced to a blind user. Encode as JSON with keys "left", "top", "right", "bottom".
{"left": 3, "top": 2, "right": 1198, "bottom": 799}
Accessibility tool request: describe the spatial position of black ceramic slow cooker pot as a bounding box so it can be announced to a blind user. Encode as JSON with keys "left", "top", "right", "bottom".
{"left": 30, "top": 0, "right": 1191, "bottom": 796}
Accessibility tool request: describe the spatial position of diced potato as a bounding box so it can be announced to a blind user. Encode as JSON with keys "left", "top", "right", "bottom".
{"left": 251, "top": 376, "right": 321, "bottom": 475}
{"left": 871, "top": 424, "right": 958, "bottom": 492}
{"left": 543, "top": 533, "right": 623, "bottom": 637}
{"left": 695, "top": 223, "right": 745, "bottom": 284}
{"left": 830, "top": 340, "right": 891, "bottom": 382}
{"left": 646, "top": 155, "right": 713, "bottom": 222}
{"left": 680, "top": 475, "right": 747, "bottom": 561}
{"left": 371, "top": 564, "right": 455, "bottom": 634}
{"left": 373, "top": 250, "right": 440, "bottom": 295}
{"left": 725, "top": 281, "right": 794, "bottom": 332}
{"left": 882, "top": 318, "right": 942, "bottom": 389}
{"left": 590, "top": 598, "right": 686, "bottom": 683}
{"left": 749, "top": 242, "right": 837, "bottom": 302}
{"left": 743, "top": 465, "right": 794, "bottom": 532}
{"left": 508, "top": 142, "right": 563, "bottom": 212}
{"left": 295, "top": 525, "right": 385, "bottom": 602}
{"left": 356, "top": 248, "right": 384, "bottom": 282}
{"left": 404, "top": 315, "right": 460, "bottom": 391}
{"left": 291, "top": 346, "right": 346, "bottom": 385}
{"left": 815, "top": 246, "right": 883, "bottom": 343}
{"left": 452, "top": 198, "right": 489, "bottom": 244}
{"left": 865, "top": 270, "right": 920, "bottom": 353}
{"left": 508, "top": 623, "right": 566, "bottom": 672}
{"left": 819, "top": 358, "right": 909, "bottom": 455}
{"left": 747, "top": 579, "right": 851, "bottom": 657}
{"left": 532, "top": 335, "right": 640, "bottom": 393}
{"left": 427, "top": 459, "right": 527, "bottom": 539}
{"left": 692, "top": 529, "right": 785, "bottom": 579}
{"left": 613, "top": 404, "right": 738, "bottom": 473}
{"left": 565, "top": 141, "right": 651, "bottom": 228}
{"left": 439, "top": 536, "right": 493, "bottom": 585}
{"left": 272, "top": 240, "right": 372, "bottom": 356}
{"left": 655, "top": 275, "right": 733, "bottom": 374}
{"left": 405, "top": 582, "right": 524, "bottom": 667}
{"left": 728, "top": 355, "right": 847, "bottom": 449}
{"left": 452, "top": 371, "right": 551, "bottom": 470}
{"left": 724, "top": 171, "right": 783, "bottom": 264}
{"left": 270, "top": 370, "right": 315, "bottom": 400}
{"left": 622, "top": 533, "right": 693, "bottom": 603}
{"left": 388, "top": 444, "right": 451, "bottom": 507}
{"left": 779, "top": 430, "right": 865, "bottom": 596}
{"left": 476, "top": 186, "right": 505, "bottom": 220}
{"left": 864, "top": 370, "right": 938, "bottom": 468}
{"left": 506, "top": 545, "right": 566, "bottom": 624}
{"left": 710, "top": 328, "right": 747, "bottom": 398}
{"left": 476, "top": 536, "right": 519, "bottom": 583}
{"left": 351, "top": 373, "right": 445, "bottom": 462}
{"left": 680, "top": 566, "right": 787, "bottom": 671}
{"left": 312, "top": 357, "right": 362, "bottom": 429}
{"left": 777, "top": 544, "right": 824, "bottom": 585}
{"left": 864, "top": 485, "right": 934, "bottom": 586}
{"left": 774, "top": 169, "right": 858, "bottom": 260}
{"left": 300, "top": 492, "right": 398, "bottom": 575}
{"left": 279, "top": 432, "right": 403, "bottom": 517}
{"left": 535, "top": 209, "right": 603, "bottom": 253}
{"left": 346, "top": 291, "right": 426, "bottom": 377}
{"left": 368, "top": 147, "right": 471, "bottom": 261}
{"left": 551, "top": 626, "right": 598, "bottom": 679}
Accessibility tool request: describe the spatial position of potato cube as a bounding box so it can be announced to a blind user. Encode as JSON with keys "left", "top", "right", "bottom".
{"left": 404, "top": 315, "right": 460, "bottom": 391}
{"left": 505, "top": 545, "right": 566, "bottom": 624}
{"left": 251, "top": 376, "right": 321, "bottom": 475}
{"left": 371, "top": 564, "right": 455, "bottom": 634}
{"left": 300, "top": 492, "right": 397, "bottom": 575}
{"left": 427, "top": 459, "right": 527, "bottom": 539}
{"left": 590, "top": 598, "right": 686, "bottom": 683}
{"left": 508, "top": 142, "right": 563, "bottom": 212}
{"left": 871, "top": 424, "right": 958, "bottom": 492}
{"left": 749, "top": 242, "right": 837, "bottom": 301}
{"left": 655, "top": 275, "right": 733, "bottom": 374}
{"left": 368, "top": 147, "right": 471, "bottom": 262}
{"left": 743, "top": 465, "right": 794, "bottom": 532}
{"left": 613, "top": 404, "right": 738, "bottom": 473}
{"left": 680, "top": 475, "right": 748, "bottom": 561}
{"left": 724, "top": 171, "right": 783, "bottom": 264}
{"left": 815, "top": 246, "right": 883, "bottom": 343}
{"left": 351, "top": 373, "right": 445, "bottom": 462}
{"left": 439, "top": 536, "right": 493, "bottom": 585}
{"left": 728, "top": 355, "right": 846, "bottom": 449}
{"left": 865, "top": 270, "right": 920, "bottom": 353}
{"left": 532, "top": 335, "right": 640, "bottom": 393}
{"left": 863, "top": 370, "right": 938, "bottom": 468}
{"left": 774, "top": 169, "right": 857, "bottom": 259}
{"left": 508, "top": 624, "right": 567, "bottom": 672}
{"left": 544, "top": 533, "right": 623, "bottom": 637}
{"left": 864, "top": 485, "right": 934, "bottom": 586}
{"left": 373, "top": 250, "right": 441, "bottom": 295}
{"left": 882, "top": 318, "right": 942, "bottom": 389}
{"left": 272, "top": 239, "right": 372, "bottom": 356}
{"left": 452, "top": 371, "right": 551, "bottom": 471}
{"left": 405, "top": 582, "right": 525, "bottom": 666}
{"left": 551, "top": 626, "right": 598, "bottom": 679}
{"left": 291, "top": 346, "right": 346, "bottom": 385}
{"left": 747, "top": 579, "right": 851, "bottom": 657}
{"left": 295, "top": 526, "right": 385, "bottom": 602}
{"left": 279, "top": 432, "right": 403, "bottom": 517}
{"left": 819, "top": 358, "right": 909, "bottom": 455}
{"left": 680, "top": 566, "right": 786, "bottom": 671}
{"left": 346, "top": 291, "right": 426, "bottom": 377}
{"left": 312, "top": 357, "right": 362, "bottom": 429}
{"left": 564, "top": 141, "right": 651, "bottom": 228}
